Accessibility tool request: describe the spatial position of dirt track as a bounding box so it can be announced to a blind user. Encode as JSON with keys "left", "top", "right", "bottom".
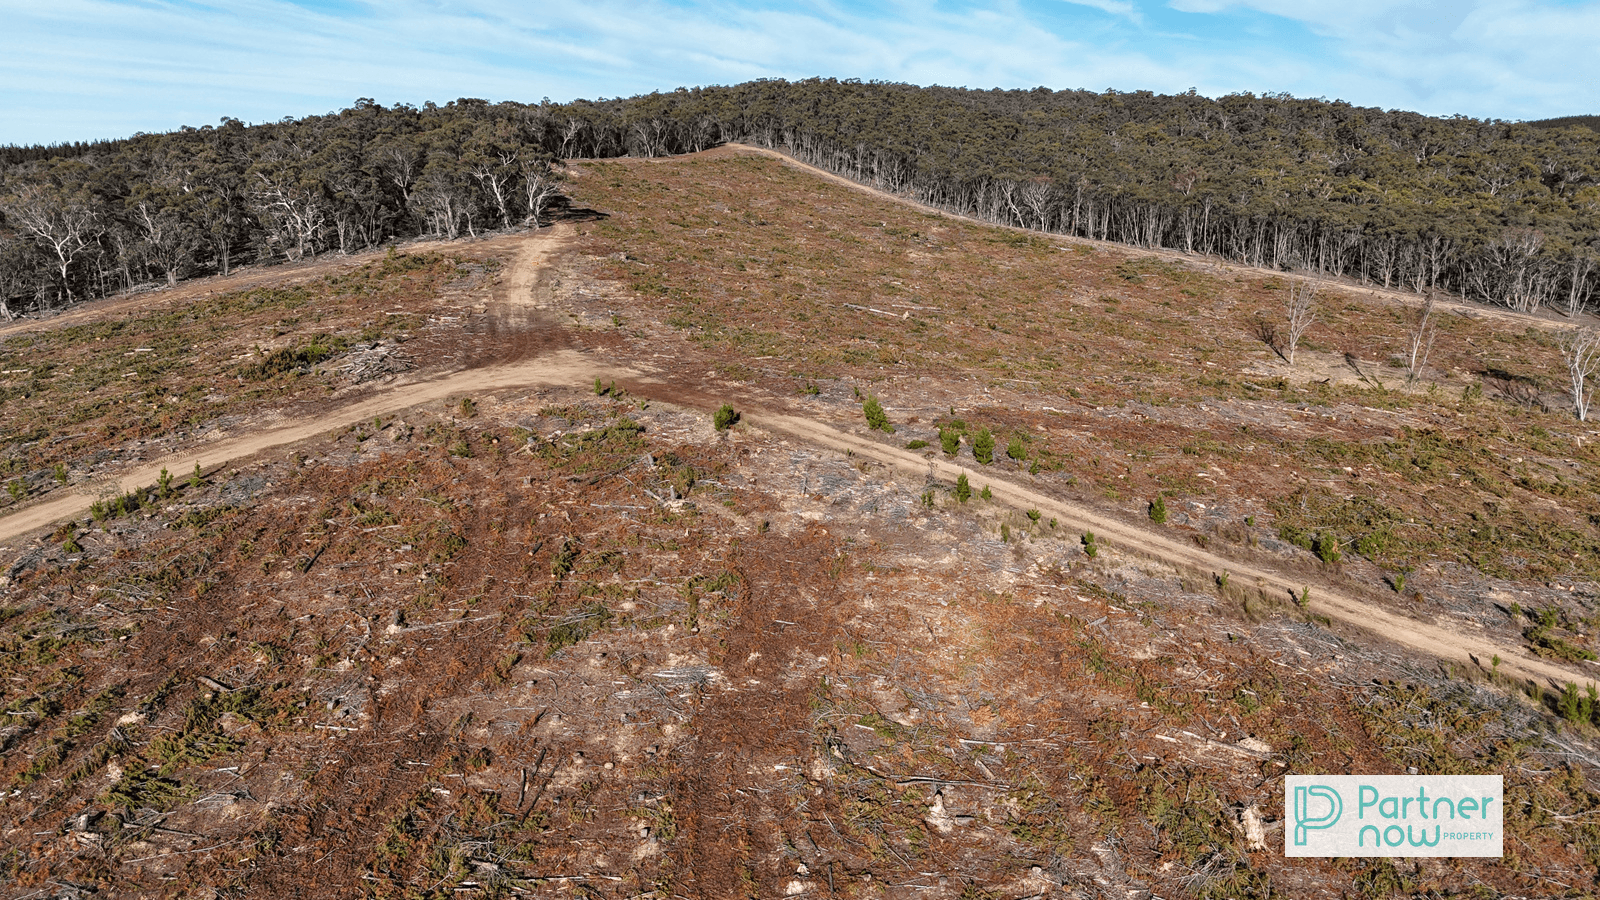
{"left": 747, "top": 413, "right": 1591, "bottom": 692}
{"left": 2, "top": 171, "right": 1594, "bottom": 702}
{"left": 0, "top": 227, "right": 624, "bottom": 542}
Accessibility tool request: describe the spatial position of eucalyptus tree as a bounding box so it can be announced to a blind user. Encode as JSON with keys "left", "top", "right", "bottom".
{"left": 0, "top": 164, "right": 102, "bottom": 304}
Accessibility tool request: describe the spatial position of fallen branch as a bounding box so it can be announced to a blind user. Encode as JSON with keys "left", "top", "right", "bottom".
{"left": 843, "top": 302, "right": 910, "bottom": 320}
{"left": 390, "top": 614, "right": 499, "bottom": 634}
{"left": 893, "top": 776, "right": 1012, "bottom": 790}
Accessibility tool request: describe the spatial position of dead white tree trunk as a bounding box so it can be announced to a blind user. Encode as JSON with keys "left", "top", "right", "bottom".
{"left": 1285, "top": 278, "right": 1318, "bottom": 365}
{"left": 1567, "top": 248, "right": 1596, "bottom": 318}
{"left": 521, "top": 162, "right": 563, "bottom": 228}
{"left": 1558, "top": 326, "right": 1600, "bottom": 422}
{"left": 1405, "top": 292, "right": 1439, "bottom": 385}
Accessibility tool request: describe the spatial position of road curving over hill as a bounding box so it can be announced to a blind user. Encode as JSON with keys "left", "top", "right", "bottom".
{"left": 747, "top": 411, "right": 1599, "bottom": 694}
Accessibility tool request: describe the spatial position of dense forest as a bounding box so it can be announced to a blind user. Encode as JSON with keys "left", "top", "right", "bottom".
{"left": 2, "top": 81, "right": 1598, "bottom": 319}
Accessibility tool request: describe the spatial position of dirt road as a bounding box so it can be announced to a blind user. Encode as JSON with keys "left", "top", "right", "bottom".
{"left": 0, "top": 227, "right": 623, "bottom": 543}
{"left": 744, "top": 413, "right": 1594, "bottom": 692}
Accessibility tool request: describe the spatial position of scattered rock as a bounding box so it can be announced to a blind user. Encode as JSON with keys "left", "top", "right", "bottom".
{"left": 925, "top": 791, "right": 955, "bottom": 834}
{"left": 64, "top": 810, "right": 102, "bottom": 832}
{"left": 1239, "top": 804, "right": 1267, "bottom": 851}
{"left": 1237, "top": 736, "right": 1272, "bottom": 755}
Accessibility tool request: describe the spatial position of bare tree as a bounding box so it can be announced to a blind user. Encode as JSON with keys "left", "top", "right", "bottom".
{"left": 1558, "top": 326, "right": 1600, "bottom": 422}
{"left": 1019, "top": 178, "right": 1056, "bottom": 231}
{"left": 132, "top": 199, "right": 190, "bottom": 286}
{"left": 558, "top": 117, "right": 587, "bottom": 159}
{"left": 1567, "top": 245, "right": 1597, "bottom": 318}
{"left": 414, "top": 153, "right": 475, "bottom": 240}
{"left": 1285, "top": 278, "right": 1318, "bottom": 365}
{"left": 468, "top": 149, "right": 519, "bottom": 230}
{"left": 1405, "top": 292, "right": 1439, "bottom": 385}
{"left": 376, "top": 140, "right": 422, "bottom": 212}
{"left": 520, "top": 160, "right": 563, "bottom": 228}
{"left": 249, "top": 144, "right": 328, "bottom": 261}
{"left": 1, "top": 181, "right": 100, "bottom": 303}
{"left": 1470, "top": 227, "right": 1556, "bottom": 313}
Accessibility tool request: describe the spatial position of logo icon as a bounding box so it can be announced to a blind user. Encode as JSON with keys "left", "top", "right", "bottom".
{"left": 1294, "top": 785, "right": 1343, "bottom": 846}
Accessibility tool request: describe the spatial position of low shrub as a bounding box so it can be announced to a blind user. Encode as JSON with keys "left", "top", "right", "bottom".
{"left": 863, "top": 396, "right": 894, "bottom": 433}
{"left": 1149, "top": 495, "right": 1168, "bottom": 524}
{"left": 973, "top": 428, "right": 995, "bottom": 464}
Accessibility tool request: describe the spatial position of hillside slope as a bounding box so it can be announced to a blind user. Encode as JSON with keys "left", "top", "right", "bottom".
{"left": 0, "top": 148, "right": 1597, "bottom": 899}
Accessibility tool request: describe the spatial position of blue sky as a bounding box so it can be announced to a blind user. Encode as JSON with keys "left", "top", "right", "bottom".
{"left": 2, "top": 0, "right": 1597, "bottom": 145}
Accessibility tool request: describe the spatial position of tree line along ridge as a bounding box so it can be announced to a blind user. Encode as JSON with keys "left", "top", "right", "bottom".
{"left": 1, "top": 81, "right": 1598, "bottom": 321}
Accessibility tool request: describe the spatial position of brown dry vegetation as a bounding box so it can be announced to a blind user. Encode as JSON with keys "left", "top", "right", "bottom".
{"left": 1, "top": 147, "right": 1599, "bottom": 899}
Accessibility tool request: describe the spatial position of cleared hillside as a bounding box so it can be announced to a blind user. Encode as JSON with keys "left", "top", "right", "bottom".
{"left": 0, "top": 148, "right": 1597, "bottom": 899}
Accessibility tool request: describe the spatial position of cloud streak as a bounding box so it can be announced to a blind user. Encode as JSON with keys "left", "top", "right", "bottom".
{"left": 1164, "top": 0, "right": 1600, "bottom": 119}
{"left": 1, "top": 0, "right": 1595, "bottom": 144}
{"left": 1060, "top": 0, "right": 1144, "bottom": 21}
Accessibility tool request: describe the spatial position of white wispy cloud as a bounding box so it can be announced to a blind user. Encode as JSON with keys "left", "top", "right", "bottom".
{"left": 1059, "top": 0, "right": 1144, "bottom": 22}
{"left": 1164, "top": 0, "right": 1600, "bottom": 118}
{"left": 0, "top": 0, "right": 1594, "bottom": 143}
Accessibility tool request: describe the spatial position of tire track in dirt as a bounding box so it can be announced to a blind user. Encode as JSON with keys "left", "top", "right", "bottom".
{"left": 746, "top": 411, "right": 1596, "bottom": 694}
